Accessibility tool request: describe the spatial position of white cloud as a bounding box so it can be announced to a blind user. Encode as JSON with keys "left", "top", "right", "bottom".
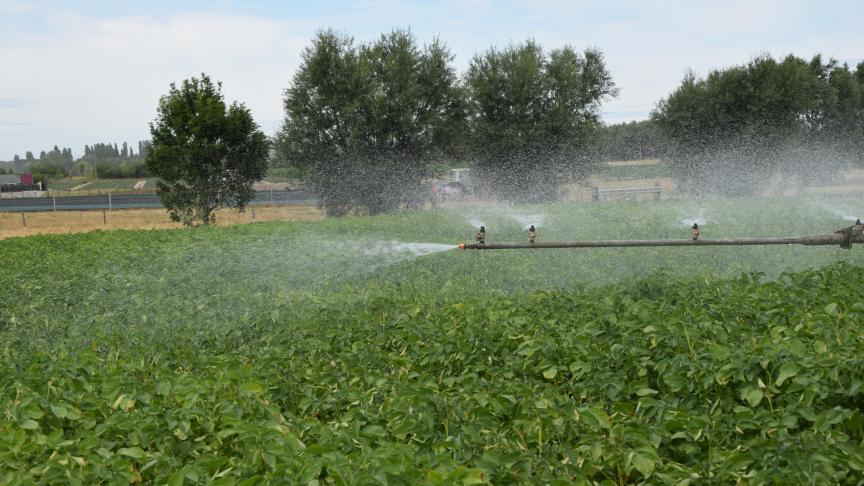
{"left": 1, "top": 1, "right": 862, "bottom": 158}
{"left": 0, "top": 0, "right": 35, "bottom": 15}
{"left": 0, "top": 12, "right": 308, "bottom": 157}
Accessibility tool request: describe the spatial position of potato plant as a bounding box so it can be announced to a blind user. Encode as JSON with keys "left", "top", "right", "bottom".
{"left": 1, "top": 195, "right": 863, "bottom": 483}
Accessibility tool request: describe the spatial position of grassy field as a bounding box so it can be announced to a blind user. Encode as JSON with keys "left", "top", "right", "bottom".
{"left": 1, "top": 195, "right": 863, "bottom": 483}
{"left": 44, "top": 179, "right": 85, "bottom": 191}
{"left": 44, "top": 178, "right": 156, "bottom": 192}
{"left": 85, "top": 178, "right": 156, "bottom": 190}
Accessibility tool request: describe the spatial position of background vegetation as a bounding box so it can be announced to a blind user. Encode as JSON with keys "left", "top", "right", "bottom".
{"left": 3, "top": 45, "right": 862, "bottom": 206}
{"left": 652, "top": 55, "right": 864, "bottom": 195}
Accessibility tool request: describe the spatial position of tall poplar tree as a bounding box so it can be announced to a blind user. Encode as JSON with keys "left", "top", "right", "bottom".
{"left": 277, "top": 29, "right": 463, "bottom": 216}
{"left": 465, "top": 40, "right": 617, "bottom": 201}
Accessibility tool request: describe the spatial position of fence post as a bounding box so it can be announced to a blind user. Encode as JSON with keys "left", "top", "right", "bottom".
{"left": 102, "top": 209, "right": 107, "bottom": 224}
{"left": 109, "top": 192, "right": 112, "bottom": 211}
{"left": 252, "top": 206, "right": 256, "bottom": 220}
{"left": 53, "top": 195, "right": 56, "bottom": 212}
{"left": 21, "top": 212, "right": 26, "bottom": 227}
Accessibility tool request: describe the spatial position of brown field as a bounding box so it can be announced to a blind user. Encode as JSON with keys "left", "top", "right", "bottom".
{"left": 605, "top": 159, "right": 662, "bottom": 166}
{"left": 0, "top": 205, "right": 323, "bottom": 240}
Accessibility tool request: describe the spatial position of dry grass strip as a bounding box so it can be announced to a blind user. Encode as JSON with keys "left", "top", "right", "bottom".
{"left": 0, "top": 205, "right": 324, "bottom": 240}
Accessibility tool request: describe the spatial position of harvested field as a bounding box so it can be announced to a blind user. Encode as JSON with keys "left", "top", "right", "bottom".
{"left": 0, "top": 205, "right": 323, "bottom": 240}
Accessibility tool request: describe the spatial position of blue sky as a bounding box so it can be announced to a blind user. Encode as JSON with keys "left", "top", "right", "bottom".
{"left": 1, "top": 0, "right": 862, "bottom": 160}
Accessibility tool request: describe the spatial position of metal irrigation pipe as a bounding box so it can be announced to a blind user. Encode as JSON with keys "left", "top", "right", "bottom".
{"left": 459, "top": 227, "right": 864, "bottom": 251}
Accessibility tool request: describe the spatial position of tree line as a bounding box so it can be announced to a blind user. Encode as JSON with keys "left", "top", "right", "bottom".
{"left": 7, "top": 28, "right": 864, "bottom": 223}
{"left": 276, "top": 29, "right": 617, "bottom": 214}
{"left": 1, "top": 141, "right": 152, "bottom": 181}
{"left": 652, "top": 55, "right": 864, "bottom": 195}
{"left": 276, "top": 31, "right": 864, "bottom": 213}
{"left": 144, "top": 36, "right": 863, "bottom": 225}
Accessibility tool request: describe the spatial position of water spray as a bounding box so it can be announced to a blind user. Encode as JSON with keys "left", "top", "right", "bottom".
{"left": 459, "top": 223, "right": 864, "bottom": 250}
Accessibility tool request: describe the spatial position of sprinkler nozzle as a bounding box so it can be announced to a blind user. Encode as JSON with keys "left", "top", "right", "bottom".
{"left": 458, "top": 243, "right": 466, "bottom": 250}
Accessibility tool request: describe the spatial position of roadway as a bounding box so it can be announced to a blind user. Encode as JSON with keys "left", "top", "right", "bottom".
{"left": 0, "top": 190, "right": 317, "bottom": 212}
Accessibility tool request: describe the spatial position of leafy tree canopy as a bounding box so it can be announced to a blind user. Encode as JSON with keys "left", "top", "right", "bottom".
{"left": 146, "top": 74, "right": 268, "bottom": 225}
{"left": 653, "top": 54, "right": 864, "bottom": 195}
{"left": 278, "top": 29, "right": 464, "bottom": 216}
{"left": 465, "top": 40, "right": 617, "bottom": 201}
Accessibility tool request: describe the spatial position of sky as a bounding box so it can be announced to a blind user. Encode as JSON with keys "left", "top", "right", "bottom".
{"left": 1, "top": 0, "right": 862, "bottom": 160}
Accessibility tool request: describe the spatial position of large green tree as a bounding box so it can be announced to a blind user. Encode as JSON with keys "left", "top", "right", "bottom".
{"left": 465, "top": 40, "right": 617, "bottom": 201}
{"left": 593, "top": 120, "right": 669, "bottom": 162}
{"left": 653, "top": 55, "right": 864, "bottom": 195}
{"left": 277, "top": 29, "right": 464, "bottom": 216}
{"left": 146, "top": 74, "right": 268, "bottom": 225}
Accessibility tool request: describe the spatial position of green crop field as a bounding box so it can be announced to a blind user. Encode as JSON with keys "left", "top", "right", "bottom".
{"left": 1, "top": 195, "right": 863, "bottom": 484}
{"left": 44, "top": 179, "right": 84, "bottom": 191}
{"left": 44, "top": 178, "right": 156, "bottom": 192}
{"left": 85, "top": 178, "right": 156, "bottom": 190}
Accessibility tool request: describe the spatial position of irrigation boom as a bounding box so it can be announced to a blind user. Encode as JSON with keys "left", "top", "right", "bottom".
{"left": 459, "top": 225, "right": 864, "bottom": 250}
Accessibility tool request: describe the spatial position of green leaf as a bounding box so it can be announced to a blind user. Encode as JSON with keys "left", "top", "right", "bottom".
{"left": 361, "top": 425, "right": 386, "bottom": 437}
{"left": 167, "top": 469, "right": 185, "bottom": 486}
{"left": 19, "top": 419, "right": 39, "bottom": 430}
{"left": 542, "top": 367, "right": 557, "bottom": 380}
{"left": 239, "top": 382, "right": 264, "bottom": 395}
{"left": 118, "top": 447, "right": 146, "bottom": 459}
{"left": 708, "top": 343, "right": 730, "bottom": 361}
{"left": 111, "top": 394, "right": 135, "bottom": 411}
{"left": 824, "top": 302, "right": 838, "bottom": 315}
{"left": 632, "top": 452, "right": 656, "bottom": 476}
{"left": 662, "top": 374, "right": 687, "bottom": 392}
{"left": 776, "top": 362, "right": 798, "bottom": 386}
{"left": 740, "top": 387, "right": 763, "bottom": 407}
{"left": 155, "top": 381, "right": 171, "bottom": 396}
{"left": 583, "top": 407, "right": 611, "bottom": 430}
{"left": 50, "top": 404, "right": 68, "bottom": 419}
{"left": 462, "top": 469, "right": 487, "bottom": 485}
